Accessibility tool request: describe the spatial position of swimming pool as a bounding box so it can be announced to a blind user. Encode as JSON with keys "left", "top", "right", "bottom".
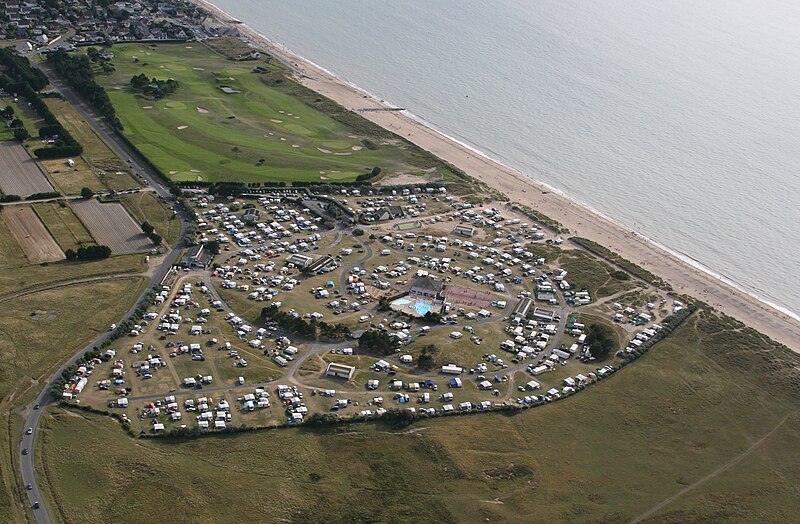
{"left": 391, "top": 297, "right": 433, "bottom": 316}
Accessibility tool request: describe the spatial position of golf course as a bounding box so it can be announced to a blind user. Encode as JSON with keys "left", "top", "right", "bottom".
{"left": 97, "top": 43, "right": 450, "bottom": 183}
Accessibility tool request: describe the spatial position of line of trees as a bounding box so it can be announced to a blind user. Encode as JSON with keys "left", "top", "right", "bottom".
{"left": 46, "top": 49, "right": 122, "bottom": 130}
{"left": 0, "top": 49, "right": 83, "bottom": 158}
{"left": 65, "top": 244, "right": 112, "bottom": 261}
{"left": 358, "top": 329, "right": 397, "bottom": 355}
{"left": 261, "top": 305, "right": 350, "bottom": 342}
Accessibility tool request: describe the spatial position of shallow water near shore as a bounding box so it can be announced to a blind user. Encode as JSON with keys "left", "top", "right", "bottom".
{"left": 210, "top": 0, "right": 800, "bottom": 317}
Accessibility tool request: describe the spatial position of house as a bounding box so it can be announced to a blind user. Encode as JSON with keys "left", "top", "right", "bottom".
{"left": 409, "top": 276, "right": 443, "bottom": 299}
{"left": 453, "top": 225, "right": 475, "bottom": 237}
{"left": 307, "top": 255, "right": 336, "bottom": 274}
{"left": 242, "top": 208, "right": 260, "bottom": 223}
{"left": 376, "top": 205, "right": 404, "bottom": 221}
{"left": 182, "top": 244, "right": 212, "bottom": 269}
{"left": 326, "top": 362, "right": 355, "bottom": 380}
{"left": 286, "top": 253, "right": 313, "bottom": 268}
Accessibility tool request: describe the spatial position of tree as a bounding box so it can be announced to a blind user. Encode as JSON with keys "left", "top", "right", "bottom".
{"left": 231, "top": 146, "right": 240, "bottom": 159}
{"left": 80, "top": 187, "right": 94, "bottom": 199}
{"left": 352, "top": 228, "right": 365, "bottom": 236}
{"left": 64, "top": 248, "right": 77, "bottom": 261}
{"left": 13, "top": 128, "right": 29, "bottom": 142}
{"left": 358, "top": 330, "right": 396, "bottom": 355}
{"left": 206, "top": 240, "right": 220, "bottom": 255}
{"left": 586, "top": 323, "right": 617, "bottom": 359}
{"left": 141, "top": 221, "right": 154, "bottom": 235}
{"left": 148, "top": 232, "right": 162, "bottom": 245}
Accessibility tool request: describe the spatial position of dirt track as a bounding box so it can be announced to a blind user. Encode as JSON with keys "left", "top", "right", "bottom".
{"left": 3, "top": 207, "right": 63, "bottom": 263}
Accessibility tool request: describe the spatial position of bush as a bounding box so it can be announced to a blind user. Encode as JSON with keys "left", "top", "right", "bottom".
{"left": 80, "top": 187, "right": 94, "bottom": 199}
{"left": 66, "top": 244, "right": 112, "bottom": 261}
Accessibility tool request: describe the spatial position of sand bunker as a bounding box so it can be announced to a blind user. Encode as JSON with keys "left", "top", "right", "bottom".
{"left": 293, "top": 116, "right": 300, "bottom": 119}
{"left": 280, "top": 137, "right": 287, "bottom": 141}
{"left": 270, "top": 119, "right": 283, "bottom": 123}
{"left": 334, "top": 152, "right": 352, "bottom": 156}
{"left": 317, "top": 148, "right": 332, "bottom": 154}
{"left": 292, "top": 144, "right": 300, "bottom": 148}
{"left": 142, "top": 106, "right": 153, "bottom": 109}
{"left": 169, "top": 170, "right": 178, "bottom": 174}
{"left": 197, "top": 107, "right": 209, "bottom": 113}
{"left": 193, "top": 67, "right": 204, "bottom": 70}
{"left": 319, "top": 176, "right": 330, "bottom": 180}
{"left": 351, "top": 145, "right": 363, "bottom": 151}
{"left": 186, "top": 46, "right": 193, "bottom": 49}
{"left": 177, "top": 125, "right": 188, "bottom": 130}
{"left": 278, "top": 110, "right": 285, "bottom": 114}
{"left": 190, "top": 169, "right": 200, "bottom": 173}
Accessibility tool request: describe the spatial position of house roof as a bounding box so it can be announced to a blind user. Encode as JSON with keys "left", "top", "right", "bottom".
{"left": 410, "top": 276, "right": 443, "bottom": 295}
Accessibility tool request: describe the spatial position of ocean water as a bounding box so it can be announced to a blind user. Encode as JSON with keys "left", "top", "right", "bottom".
{"left": 210, "top": 0, "right": 800, "bottom": 316}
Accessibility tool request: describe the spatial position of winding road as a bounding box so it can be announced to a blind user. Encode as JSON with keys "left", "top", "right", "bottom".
{"left": 17, "top": 62, "right": 192, "bottom": 524}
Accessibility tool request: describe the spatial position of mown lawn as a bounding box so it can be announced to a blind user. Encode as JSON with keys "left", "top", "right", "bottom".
{"left": 95, "top": 42, "right": 447, "bottom": 183}
{"left": 35, "top": 311, "right": 800, "bottom": 523}
{"left": 118, "top": 191, "right": 181, "bottom": 246}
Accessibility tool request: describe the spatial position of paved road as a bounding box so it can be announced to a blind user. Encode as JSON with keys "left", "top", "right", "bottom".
{"left": 17, "top": 65, "right": 191, "bottom": 524}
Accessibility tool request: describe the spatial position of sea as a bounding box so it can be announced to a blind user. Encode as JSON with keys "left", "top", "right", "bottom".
{"left": 209, "top": 0, "right": 800, "bottom": 318}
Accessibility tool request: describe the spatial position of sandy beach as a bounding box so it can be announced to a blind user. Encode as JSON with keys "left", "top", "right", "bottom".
{"left": 196, "top": 0, "right": 800, "bottom": 353}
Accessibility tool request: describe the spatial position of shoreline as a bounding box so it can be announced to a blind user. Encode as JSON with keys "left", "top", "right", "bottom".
{"left": 194, "top": 0, "right": 800, "bottom": 353}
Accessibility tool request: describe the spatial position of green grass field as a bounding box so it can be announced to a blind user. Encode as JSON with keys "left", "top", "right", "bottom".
{"left": 96, "top": 43, "right": 450, "bottom": 183}
{"left": 42, "top": 99, "right": 137, "bottom": 193}
{"left": 32, "top": 202, "right": 95, "bottom": 251}
{"left": 33, "top": 310, "right": 800, "bottom": 523}
{"left": 118, "top": 192, "right": 180, "bottom": 245}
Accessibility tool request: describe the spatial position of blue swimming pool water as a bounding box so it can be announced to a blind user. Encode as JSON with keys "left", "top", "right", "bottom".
{"left": 414, "top": 301, "right": 433, "bottom": 316}
{"left": 391, "top": 297, "right": 433, "bottom": 316}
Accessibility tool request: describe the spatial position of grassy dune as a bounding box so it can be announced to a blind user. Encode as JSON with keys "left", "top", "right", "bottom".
{"left": 97, "top": 43, "right": 447, "bottom": 183}
{"left": 35, "top": 311, "right": 800, "bottom": 523}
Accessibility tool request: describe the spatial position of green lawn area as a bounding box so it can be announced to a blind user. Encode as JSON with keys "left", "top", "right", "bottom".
{"left": 95, "top": 42, "right": 450, "bottom": 183}
{"left": 32, "top": 201, "right": 95, "bottom": 251}
{"left": 42, "top": 98, "right": 137, "bottom": 193}
{"left": 34, "top": 310, "right": 800, "bottom": 523}
{"left": 119, "top": 191, "right": 180, "bottom": 245}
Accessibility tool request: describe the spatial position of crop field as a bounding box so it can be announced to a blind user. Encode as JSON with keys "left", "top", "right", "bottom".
{"left": 0, "top": 213, "right": 27, "bottom": 267}
{"left": 32, "top": 201, "right": 95, "bottom": 251}
{"left": 0, "top": 141, "right": 54, "bottom": 196}
{"left": 95, "top": 43, "right": 452, "bottom": 183}
{"left": 119, "top": 191, "right": 181, "bottom": 245}
{"left": 2, "top": 206, "right": 63, "bottom": 263}
{"left": 34, "top": 310, "right": 800, "bottom": 524}
{"left": 71, "top": 198, "right": 152, "bottom": 253}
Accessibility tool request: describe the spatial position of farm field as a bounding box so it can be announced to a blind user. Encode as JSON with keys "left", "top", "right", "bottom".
{"left": 0, "top": 141, "right": 54, "bottom": 196}
{"left": 96, "top": 42, "right": 453, "bottom": 183}
{"left": 71, "top": 198, "right": 152, "bottom": 253}
{"left": 2, "top": 206, "right": 63, "bottom": 263}
{"left": 119, "top": 191, "right": 180, "bottom": 245}
{"left": 34, "top": 312, "right": 800, "bottom": 524}
{"left": 32, "top": 201, "right": 95, "bottom": 251}
{"left": 0, "top": 213, "right": 27, "bottom": 267}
